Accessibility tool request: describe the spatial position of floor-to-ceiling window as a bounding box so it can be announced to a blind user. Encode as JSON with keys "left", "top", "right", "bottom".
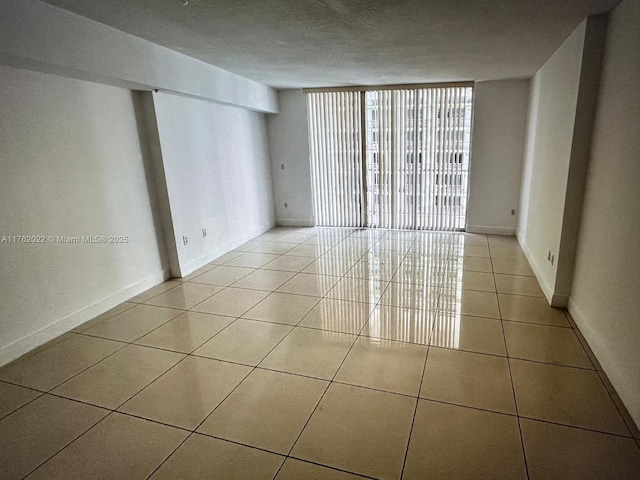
{"left": 306, "top": 84, "right": 473, "bottom": 231}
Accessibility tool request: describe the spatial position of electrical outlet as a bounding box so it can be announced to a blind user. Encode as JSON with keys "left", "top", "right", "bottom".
{"left": 511, "top": 209, "right": 516, "bottom": 215}
{"left": 202, "top": 228, "right": 207, "bottom": 238}
{"left": 284, "top": 202, "right": 288, "bottom": 208}
{"left": 280, "top": 163, "right": 285, "bottom": 170}
{"left": 182, "top": 235, "right": 188, "bottom": 246}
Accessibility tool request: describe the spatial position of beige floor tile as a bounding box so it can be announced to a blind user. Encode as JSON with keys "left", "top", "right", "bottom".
{"left": 0, "top": 381, "right": 41, "bottom": 419}
{"left": 144, "top": 283, "right": 221, "bottom": 309}
{"left": 0, "top": 335, "right": 124, "bottom": 391}
{"left": 71, "top": 302, "right": 136, "bottom": 332}
{"left": 179, "top": 263, "right": 217, "bottom": 281}
{"left": 209, "top": 250, "right": 243, "bottom": 265}
{"left": 189, "top": 265, "right": 255, "bottom": 286}
{"left": 286, "top": 244, "right": 328, "bottom": 257}
{"left": 225, "top": 252, "right": 280, "bottom": 268}
{"left": 150, "top": 433, "right": 284, "bottom": 480}
{"left": 129, "top": 280, "right": 182, "bottom": 303}
{"left": 487, "top": 235, "right": 520, "bottom": 247}
{"left": 451, "top": 233, "right": 488, "bottom": 246}
{"left": 235, "top": 239, "right": 269, "bottom": 251}
{"left": 250, "top": 242, "right": 295, "bottom": 255}
{"left": 345, "top": 260, "right": 398, "bottom": 281}
{"left": 495, "top": 274, "right": 544, "bottom": 296}
{"left": 404, "top": 400, "right": 526, "bottom": 480}
{"left": 0, "top": 394, "right": 108, "bottom": 480}
{"left": 194, "top": 319, "right": 292, "bottom": 365}
{"left": 277, "top": 273, "right": 340, "bottom": 297}
{"left": 299, "top": 298, "right": 375, "bottom": 334}
{"left": 440, "top": 289, "right": 500, "bottom": 319}
{"left": 460, "top": 256, "right": 493, "bottom": 272}
{"left": 232, "top": 269, "right": 295, "bottom": 291}
{"left": 191, "top": 287, "right": 270, "bottom": 317}
{"left": 460, "top": 244, "right": 490, "bottom": 257}
{"left": 291, "top": 383, "right": 415, "bottom": 480}
{"left": 9, "top": 333, "right": 76, "bottom": 360}
{"left": 120, "top": 356, "right": 251, "bottom": 430}
{"left": 491, "top": 257, "right": 534, "bottom": 276}
{"left": 597, "top": 372, "right": 640, "bottom": 439}
{"left": 504, "top": 321, "right": 592, "bottom": 368}
{"left": 453, "top": 270, "right": 496, "bottom": 292}
{"left": 391, "top": 267, "right": 443, "bottom": 288}
{"left": 276, "top": 458, "right": 367, "bottom": 479}
{"left": 83, "top": 304, "right": 183, "bottom": 342}
{"left": 52, "top": 345, "right": 184, "bottom": 409}
{"left": 431, "top": 314, "right": 507, "bottom": 356}
{"left": 498, "top": 294, "right": 570, "bottom": 326}
{"left": 255, "top": 228, "right": 297, "bottom": 242}
{"left": 302, "top": 258, "right": 355, "bottom": 276}
{"left": 135, "top": 311, "right": 234, "bottom": 353}
{"left": 243, "top": 292, "right": 319, "bottom": 325}
{"left": 510, "top": 359, "right": 629, "bottom": 435}
{"left": 362, "top": 304, "right": 434, "bottom": 345}
{"left": 362, "top": 248, "right": 404, "bottom": 264}
{"left": 260, "top": 327, "right": 355, "bottom": 380}
{"left": 420, "top": 348, "right": 516, "bottom": 414}
{"left": 520, "top": 418, "right": 640, "bottom": 480}
{"left": 27, "top": 412, "right": 187, "bottom": 480}
{"left": 277, "top": 232, "right": 315, "bottom": 243}
{"left": 379, "top": 283, "right": 439, "bottom": 310}
{"left": 335, "top": 337, "right": 427, "bottom": 396}
{"left": 327, "top": 277, "right": 387, "bottom": 303}
{"left": 489, "top": 245, "right": 528, "bottom": 260}
{"left": 199, "top": 369, "right": 327, "bottom": 453}
{"left": 263, "top": 254, "right": 314, "bottom": 272}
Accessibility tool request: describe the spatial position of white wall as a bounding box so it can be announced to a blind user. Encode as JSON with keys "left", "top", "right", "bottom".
{"left": 517, "top": 18, "right": 606, "bottom": 305}
{"left": 467, "top": 79, "right": 529, "bottom": 235}
{"left": 0, "top": 0, "right": 277, "bottom": 113}
{"left": 266, "top": 90, "right": 314, "bottom": 226}
{"left": 153, "top": 92, "right": 276, "bottom": 276}
{"left": 518, "top": 23, "right": 585, "bottom": 301}
{"left": 569, "top": 0, "right": 640, "bottom": 426}
{"left": 0, "top": 65, "right": 168, "bottom": 363}
{"left": 268, "top": 86, "right": 529, "bottom": 231}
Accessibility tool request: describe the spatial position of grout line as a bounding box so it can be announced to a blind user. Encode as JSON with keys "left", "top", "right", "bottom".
{"left": 272, "top": 231, "right": 398, "bottom": 478}
{"left": 8, "top": 227, "right": 638, "bottom": 478}
{"left": 491, "top": 244, "right": 531, "bottom": 480}
{"left": 21, "top": 408, "right": 117, "bottom": 478}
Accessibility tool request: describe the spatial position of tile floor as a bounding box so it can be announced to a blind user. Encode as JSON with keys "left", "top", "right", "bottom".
{"left": 1, "top": 227, "right": 640, "bottom": 479}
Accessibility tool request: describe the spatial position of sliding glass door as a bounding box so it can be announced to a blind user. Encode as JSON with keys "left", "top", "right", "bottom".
{"left": 307, "top": 85, "right": 473, "bottom": 231}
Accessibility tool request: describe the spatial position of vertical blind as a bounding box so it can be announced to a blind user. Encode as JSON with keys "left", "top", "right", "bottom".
{"left": 307, "top": 91, "right": 364, "bottom": 227}
{"left": 307, "top": 85, "right": 473, "bottom": 231}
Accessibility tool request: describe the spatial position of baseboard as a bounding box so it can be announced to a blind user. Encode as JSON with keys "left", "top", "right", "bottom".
{"left": 517, "top": 234, "right": 556, "bottom": 306}
{"left": 276, "top": 218, "right": 314, "bottom": 227}
{"left": 0, "top": 269, "right": 170, "bottom": 367}
{"left": 178, "top": 220, "right": 276, "bottom": 277}
{"left": 568, "top": 297, "right": 640, "bottom": 428}
{"left": 466, "top": 225, "right": 516, "bottom": 235}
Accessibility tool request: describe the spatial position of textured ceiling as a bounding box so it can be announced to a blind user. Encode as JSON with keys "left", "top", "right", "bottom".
{"left": 42, "top": 0, "right": 620, "bottom": 89}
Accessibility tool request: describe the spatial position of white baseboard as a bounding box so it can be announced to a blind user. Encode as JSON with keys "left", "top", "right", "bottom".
{"left": 276, "top": 218, "right": 314, "bottom": 227}
{"left": 466, "top": 225, "right": 516, "bottom": 235}
{"left": 568, "top": 297, "right": 640, "bottom": 428}
{"left": 517, "top": 234, "right": 556, "bottom": 306}
{"left": 0, "top": 269, "right": 170, "bottom": 367}
{"left": 178, "top": 220, "right": 276, "bottom": 277}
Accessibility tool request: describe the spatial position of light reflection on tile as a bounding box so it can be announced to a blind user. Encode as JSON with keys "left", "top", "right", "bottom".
{"left": 363, "top": 304, "right": 435, "bottom": 345}
{"left": 7, "top": 227, "right": 636, "bottom": 479}
{"left": 299, "top": 298, "right": 375, "bottom": 334}
{"left": 431, "top": 312, "right": 506, "bottom": 356}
